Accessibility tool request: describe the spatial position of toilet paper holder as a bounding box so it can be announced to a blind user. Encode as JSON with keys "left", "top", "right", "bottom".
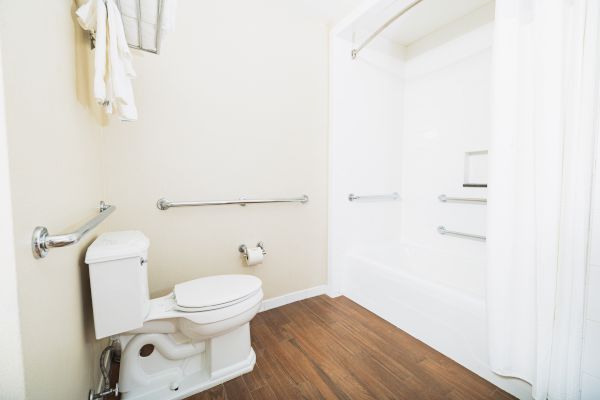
{"left": 238, "top": 242, "right": 267, "bottom": 260}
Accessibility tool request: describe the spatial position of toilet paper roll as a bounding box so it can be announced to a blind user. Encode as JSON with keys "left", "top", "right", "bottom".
{"left": 245, "top": 247, "right": 264, "bottom": 266}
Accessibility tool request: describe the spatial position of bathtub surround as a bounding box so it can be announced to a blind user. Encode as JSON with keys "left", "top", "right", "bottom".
{"left": 487, "top": 1, "right": 600, "bottom": 398}
{"left": 330, "top": 2, "right": 531, "bottom": 398}
{"left": 329, "top": 26, "right": 405, "bottom": 297}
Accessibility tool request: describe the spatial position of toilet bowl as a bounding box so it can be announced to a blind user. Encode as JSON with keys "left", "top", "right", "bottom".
{"left": 131, "top": 275, "right": 263, "bottom": 339}
{"left": 85, "top": 231, "right": 263, "bottom": 400}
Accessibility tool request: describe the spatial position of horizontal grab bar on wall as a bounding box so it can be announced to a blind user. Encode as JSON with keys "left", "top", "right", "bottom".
{"left": 438, "top": 194, "right": 487, "bottom": 204}
{"left": 32, "top": 201, "right": 116, "bottom": 259}
{"left": 348, "top": 192, "right": 400, "bottom": 202}
{"left": 437, "top": 226, "right": 486, "bottom": 241}
{"left": 157, "top": 195, "right": 309, "bottom": 210}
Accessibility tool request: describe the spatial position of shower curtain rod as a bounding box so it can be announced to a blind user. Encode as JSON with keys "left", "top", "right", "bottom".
{"left": 351, "top": 0, "right": 425, "bottom": 59}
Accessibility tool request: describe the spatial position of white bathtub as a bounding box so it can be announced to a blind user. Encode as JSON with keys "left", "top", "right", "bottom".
{"left": 342, "top": 242, "right": 532, "bottom": 399}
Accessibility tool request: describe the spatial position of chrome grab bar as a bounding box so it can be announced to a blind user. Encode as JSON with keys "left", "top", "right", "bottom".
{"left": 32, "top": 201, "right": 116, "bottom": 259}
{"left": 437, "top": 226, "right": 486, "bottom": 241}
{"left": 157, "top": 195, "right": 309, "bottom": 210}
{"left": 348, "top": 192, "right": 399, "bottom": 202}
{"left": 438, "top": 194, "right": 487, "bottom": 204}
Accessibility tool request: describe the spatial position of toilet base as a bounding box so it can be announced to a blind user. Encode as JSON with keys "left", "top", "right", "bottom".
{"left": 121, "top": 349, "right": 256, "bottom": 400}
{"left": 119, "top": 323, "right": 256, "bottom": 400}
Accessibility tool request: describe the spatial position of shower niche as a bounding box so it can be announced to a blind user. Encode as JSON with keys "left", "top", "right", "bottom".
{"left": 464, "top": 149, "right": 488, "bottom": 187}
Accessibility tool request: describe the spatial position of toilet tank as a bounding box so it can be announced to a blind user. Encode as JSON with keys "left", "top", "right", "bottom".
{"left": 85, "top": 231, "right": 151, "bottom": 339}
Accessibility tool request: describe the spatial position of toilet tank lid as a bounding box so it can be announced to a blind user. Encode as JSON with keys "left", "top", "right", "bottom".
{"left": 85, "top": 231, "right": 150, "bottom": 264}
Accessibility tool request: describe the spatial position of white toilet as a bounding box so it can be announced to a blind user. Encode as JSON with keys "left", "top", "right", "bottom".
{"left": 85, "top": 231, "right": 263, "bottom": 400}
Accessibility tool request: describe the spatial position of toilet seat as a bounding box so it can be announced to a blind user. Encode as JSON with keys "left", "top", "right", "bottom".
{"left": 173, "top": 274, "right": 262, "bottom": 312}
{"left": 139, "top": 274, "right": 263, "bottom": 330}
{"left": 143, "top": 290, "right": 263, "bottom": 328}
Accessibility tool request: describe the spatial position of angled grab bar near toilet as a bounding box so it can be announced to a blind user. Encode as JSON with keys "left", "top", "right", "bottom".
{"left": 438, "top": 194, "right": 487, "bottom": 204}
{"left": 32, "top": 201, "right": 116, "bottom": 259}
{"left": 156, "top": 195, "right": 309, "bottom": 210}
{"left": 437, "top": 226, "right": 486, "bottom": 241}
{"left": 348, "top": 192, "right": 400, "bottom": 202}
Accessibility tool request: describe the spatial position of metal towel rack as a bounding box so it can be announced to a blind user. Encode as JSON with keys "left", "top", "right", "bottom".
{"left": 348, "top": 192, "right": 399, "bottom": 202}
{"left": 157, "top": 195, "right": 309, "bottom": 210}
{"left": 116, "top": 0, "right": 164, "bottom": 54}
{"left": 438, "top": 194, "right": 487, "bottom": 204}
{"left": 32, "top": 201, "right": 116, "bottom": 259}
{"left": 437, "top": 226, "right": 486, "bottom": 241}
{"left": 89, "top": 0, "right": 165, "bottom": 54}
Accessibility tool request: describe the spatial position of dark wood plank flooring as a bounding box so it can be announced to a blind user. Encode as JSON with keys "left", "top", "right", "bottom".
{"left": 108, "top": 295, "right": 515, "bottom": 399}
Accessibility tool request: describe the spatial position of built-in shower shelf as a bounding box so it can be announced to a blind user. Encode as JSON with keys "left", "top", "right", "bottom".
{"left": 464, "top": 150, "right": 488, "bottom": 187}
{"left": 463, "top": 183, "right": 487, "bottom": 188}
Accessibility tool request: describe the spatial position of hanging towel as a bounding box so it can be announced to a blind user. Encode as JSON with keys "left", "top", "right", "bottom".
{"left": 118, "top": 0, "right": 177, "bottom": 52}
{"left": 76, "top": 0, "right": 138, "bottom": 121}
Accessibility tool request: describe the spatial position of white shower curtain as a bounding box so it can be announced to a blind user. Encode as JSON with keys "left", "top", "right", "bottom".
{"left": 487, "top": 0, "right": 600, "bottom": 399}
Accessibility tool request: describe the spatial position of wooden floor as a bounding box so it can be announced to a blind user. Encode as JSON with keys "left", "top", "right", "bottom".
{"left": 109, "top": 295, "right": 515, "bottom": 400}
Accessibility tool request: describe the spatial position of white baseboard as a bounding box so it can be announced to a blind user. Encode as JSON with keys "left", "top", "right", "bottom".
{"left": 260, "top": 285, "right": 329, "bottom": 312}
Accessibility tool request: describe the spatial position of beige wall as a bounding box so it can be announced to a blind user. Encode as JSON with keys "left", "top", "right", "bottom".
{"left": 102, "top": 0, "right": 331, "bottom": 299}
{"left": 0, "top": 36, "right": 26, "bottom": 399}
{"left": 0, "top": 1, "right": 104, "bottom": 399}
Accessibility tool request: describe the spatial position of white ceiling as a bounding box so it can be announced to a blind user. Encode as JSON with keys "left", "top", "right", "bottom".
{"left": 353, "top": 0, "right": 493, "bottom": 45}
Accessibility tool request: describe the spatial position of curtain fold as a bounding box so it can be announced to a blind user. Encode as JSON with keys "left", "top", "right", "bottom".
{"left": 487, "top": 1, "right": 600, "bottom": 399}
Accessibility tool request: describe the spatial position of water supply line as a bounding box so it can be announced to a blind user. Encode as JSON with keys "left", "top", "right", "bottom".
{"left": 89, "top": 343, "right": 119, "bottom": 400}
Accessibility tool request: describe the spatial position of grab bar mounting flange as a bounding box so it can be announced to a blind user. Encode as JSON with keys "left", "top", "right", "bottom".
{"left": 32, "top": 201, "right": 116, "bottom": 259}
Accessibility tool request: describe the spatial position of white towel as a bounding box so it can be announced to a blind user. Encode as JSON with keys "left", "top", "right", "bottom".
{"left": 76, "top": 0, "right": 138, "bottom": 121}
{"left": 119, "top": 0, "right": 177, "bottom": 51}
